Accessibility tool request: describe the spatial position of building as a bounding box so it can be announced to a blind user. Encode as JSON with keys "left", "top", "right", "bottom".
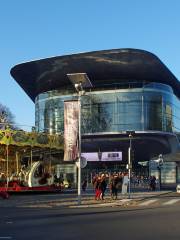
{"left": 11, "top": 48, "right": 180, "bottom": 186}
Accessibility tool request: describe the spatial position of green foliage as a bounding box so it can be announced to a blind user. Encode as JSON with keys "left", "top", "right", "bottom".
{"left": 0, "top": 102, "right": 15, "bottom": 129}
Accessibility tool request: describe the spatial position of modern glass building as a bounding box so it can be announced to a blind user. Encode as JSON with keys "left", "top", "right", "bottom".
{"left": 11, "top": 49, "right": 180, "bottom": 186}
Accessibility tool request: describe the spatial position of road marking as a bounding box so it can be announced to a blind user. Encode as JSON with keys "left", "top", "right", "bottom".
{"left": 139, "top": 199, "right": 158, "bottom": 206}
{"left": 0, "top": 237, "right": 12, "bottom": 239}
{"left": 163, "top": 199, "right": 180, "bottom": 205}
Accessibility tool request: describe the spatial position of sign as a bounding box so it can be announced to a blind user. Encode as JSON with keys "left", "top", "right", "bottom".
{"left": 126, "top": 164, "right": 132, "bottom": 169}
{"left": 81, "top": 152, "right": 122, "bottom": 162}
{"left": 122, "top": 175, "right": 128, "bottom": 194}
{"left": 76, "top": 157, "right": 87, "bottom": 168}
{"left": 81, "top": 157, "right": 87, "bottom": 168}
{"left": 64, "top": 101, "right": 79, "bottom": 161}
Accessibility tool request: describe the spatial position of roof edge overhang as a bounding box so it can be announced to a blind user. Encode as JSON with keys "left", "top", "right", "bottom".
{"left": 10, "top": 48, "right": 180, "bottom": 102}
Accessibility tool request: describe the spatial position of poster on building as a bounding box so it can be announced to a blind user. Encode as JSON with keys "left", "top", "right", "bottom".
{"left": 64, "top": 101, "right": 79, "bottom": 161}
{"left": 81, "top": 152, "right": 122, "bottom": 161}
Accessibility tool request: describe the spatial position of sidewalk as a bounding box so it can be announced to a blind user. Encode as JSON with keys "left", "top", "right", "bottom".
{"left": 19, "top": 190, "right": 172, "bottom": 209}
{"left": 70, "top": 190, "right": 172, "bottom": 208}
{"left": 0, "top": 186, "right": 175, "bottom": 209}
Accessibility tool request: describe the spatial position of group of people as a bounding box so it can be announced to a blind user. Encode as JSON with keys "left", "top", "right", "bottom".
{"left": 131, "top": 174, "right": 157, "bottom": 191}
{"left": 82, "top": 172, "right": 158, "bottom": 201}
{"left": 92, "top": 175, "right": 107, "bottom": 200}
{"left": 91, "top": 172, "right": 128, "bottom": 200}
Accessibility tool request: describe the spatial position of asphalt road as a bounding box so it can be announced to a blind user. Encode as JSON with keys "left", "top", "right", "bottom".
{"left": 1, "top": 197, "right": 180, "bottom": 240}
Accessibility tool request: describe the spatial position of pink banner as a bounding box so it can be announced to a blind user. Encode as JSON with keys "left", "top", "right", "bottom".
{"left": 64, "top": 101, "right": 79, "bottom": 161}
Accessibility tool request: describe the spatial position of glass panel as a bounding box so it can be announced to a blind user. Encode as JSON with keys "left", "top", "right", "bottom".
{"left": 144, "top": 93, "right": 163, "bottom": 131}
{"left": 35, "top": 82, "right": 180, "bottom": 135}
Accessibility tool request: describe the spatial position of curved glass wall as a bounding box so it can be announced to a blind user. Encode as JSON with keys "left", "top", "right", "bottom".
{"left": 35, "top": 83, "right": 180, "bottom": 134}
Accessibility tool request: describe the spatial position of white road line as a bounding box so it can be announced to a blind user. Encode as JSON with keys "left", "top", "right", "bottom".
{"left": 163, "top": 199, "right": 180, "bottom": 205}
{"left": 0, "top": 237, "right": 12, "bottom": 239}
{"left": 139, "top": 199, "right": 158, "bottom": 206}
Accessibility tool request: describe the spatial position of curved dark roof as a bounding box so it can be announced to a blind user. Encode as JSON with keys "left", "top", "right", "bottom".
{"left": 10, "top": 48, "right": 180, "bottom": 102}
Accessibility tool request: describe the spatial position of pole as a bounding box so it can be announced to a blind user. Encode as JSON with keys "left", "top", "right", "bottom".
{"left": 30, "top": 146, "right": 33, "bottom": 167}
{"left": 77, "top": 92, "right": 82, "bottom": 205}
{"left": 6, "top": 144, "right": 9, "bottom": 189}
{"left": 158, "top": 167, "right": 161, "bottom": 191}
{"left": 128, "top": 135, "right": 132, "bottom": 199}
{"left": 49, "top": 147, "right": 52, "bottom": 174}
{"left": 16, "top": 151, "right": 19, "bottom": 174}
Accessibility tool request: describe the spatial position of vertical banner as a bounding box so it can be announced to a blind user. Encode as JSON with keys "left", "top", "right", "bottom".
{"left": 64, "top": 101, "right": 79, "bottom": 161}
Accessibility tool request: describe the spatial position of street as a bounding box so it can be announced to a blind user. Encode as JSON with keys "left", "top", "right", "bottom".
{"left": 1, "top": 192, "right": 180, "bottom": 239}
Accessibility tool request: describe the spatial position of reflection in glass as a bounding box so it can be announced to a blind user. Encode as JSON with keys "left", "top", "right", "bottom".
{"left": 35, "top": 82, "right": 180, "bottom": 134}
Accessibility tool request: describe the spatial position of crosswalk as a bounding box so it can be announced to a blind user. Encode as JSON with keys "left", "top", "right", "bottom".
{"left": 139, "top": 199, "right": 158, "bottom": 206}
{"left": 162, "top": 199, "right": 180, "bottom": 206}
{"left": 138, "top": 198, "right": 180, "bottom": 207}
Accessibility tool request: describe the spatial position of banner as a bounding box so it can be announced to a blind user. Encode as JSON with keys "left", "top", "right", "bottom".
{"left": 81, "top": 152, "right": 122, "bottom": 161}
{"left": 64, "top": 101, "right": 79, "bottom": 161}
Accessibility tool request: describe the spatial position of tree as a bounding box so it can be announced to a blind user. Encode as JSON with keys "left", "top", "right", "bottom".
{"left": 0, "top": 103, "right": 15, "bottom": 129}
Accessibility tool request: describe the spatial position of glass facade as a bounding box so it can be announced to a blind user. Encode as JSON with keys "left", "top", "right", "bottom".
{"left": 35, "top": 82, "right": 180, "bottom": 135}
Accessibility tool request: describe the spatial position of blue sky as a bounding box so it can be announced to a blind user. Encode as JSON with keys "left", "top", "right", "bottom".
{"left": 1, "top": 0, "right": 180, "bottom": 130}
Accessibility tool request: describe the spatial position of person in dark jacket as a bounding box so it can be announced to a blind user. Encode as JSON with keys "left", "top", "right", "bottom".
{"left": 149, "top": 176, "right": 156, "bottom": 191}
{"left": 82, "top": 179, "right": 87, "bottom": 192}
{"left": 100, "top": 175, "right": 107, "bottom": 200}
{"left": 110, "top": 175, "right": 119, "bottom": 200}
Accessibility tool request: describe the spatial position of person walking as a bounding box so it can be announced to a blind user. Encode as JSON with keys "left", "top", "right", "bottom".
{"left": 100, "top": 175, "right": 107, "bottom": 200}
{"left": 82, "top": 179, "right": 87, "bottom": 192}
{"left": 94, "top": 176, "right": 102, "bottom": 200}
{"left": 110, "top": 175, "right": 119, "bottom": 200}
{"left": 117, "top": 172, "right": 123, "bottom": 193}
{"left": 149, "top": 176, "right": 156, "bottom": 191}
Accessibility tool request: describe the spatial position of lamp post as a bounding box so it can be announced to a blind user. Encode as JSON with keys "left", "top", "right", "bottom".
{"left": 77, "top": 84, "right": 82, "bottom": 205}
{"left": 126, "top": 131, "right": 135, "bottom": 199}
{"left": 67, "top": 73, "right": 92, "bottom": 205}
{"left": 157, "top": 154, "right": 163, "bottom": 191}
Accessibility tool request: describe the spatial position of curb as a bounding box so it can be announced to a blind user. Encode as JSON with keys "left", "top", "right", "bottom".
{"left": 68, "top": 191, "right": 173, "bottom": 208}
{"left": 2, "top": 191, "right": 173, "bottom": 209}
{"left": 69, "top": 199, "right": 133, "bottom": 208}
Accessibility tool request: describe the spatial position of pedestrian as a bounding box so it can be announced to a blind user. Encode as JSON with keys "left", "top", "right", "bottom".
{"left": 109, "top": 175, "right": 114, "bottom": 198}
{"left": 117, "top": 172, "right": 123, "bottom": 193}
{"left": 99, "top": 175, "right": 107, "bottom": 200}
{"left": 82, "top": 179, "right": 87, "bottom": 192}
{"left": 110, "top": 175, "right": 119, "bottom": 200}
{"left": 94, "top": 177, "right": 102, "bottom": 200}
{"left": 149, "top": 176, "right": 156, "bottom": 191}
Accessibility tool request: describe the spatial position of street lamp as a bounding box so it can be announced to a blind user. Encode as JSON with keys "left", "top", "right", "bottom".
{"left": 126, "top": 131, "right": 135, "bottom": 199}
{"left": 157, "top": 154, "right": 163, "bottom": 190}
{"left": 67, "top": 73, "right": 92, "bottom": 205}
